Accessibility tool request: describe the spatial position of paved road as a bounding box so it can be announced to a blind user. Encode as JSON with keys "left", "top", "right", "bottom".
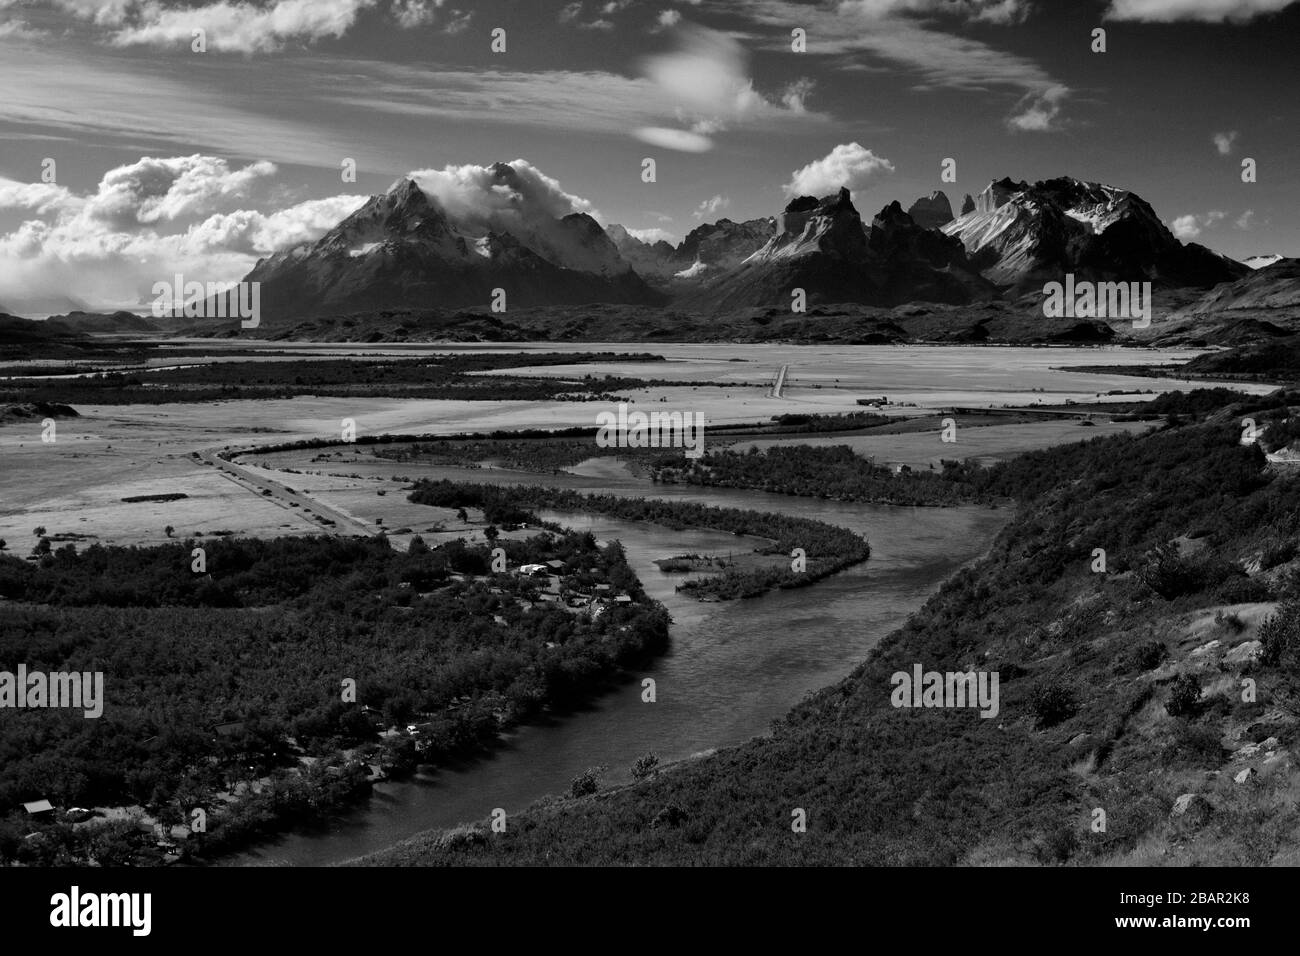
{"left": 197, "top": 447, "right": 381, "bottom": 538}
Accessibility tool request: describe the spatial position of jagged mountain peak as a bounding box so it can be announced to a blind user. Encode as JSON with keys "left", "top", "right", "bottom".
{"left": 945, "top": 175, "right": 1245, "bottom": 289}
{"left": 906, "top": 191, "right": 955, "bottom": 230}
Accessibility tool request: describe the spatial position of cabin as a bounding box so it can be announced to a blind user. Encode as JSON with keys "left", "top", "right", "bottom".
{"left": 23, "top": 799, "right": 54, "bottom": 817}
{"left": 212, "top": 720, "right": 246, "bottom": 738}
{"left": 518, "top": 563, "right": 548, "bottom": 576}
{"left": 546, "top": 560, "right": 565, "bottom": 570}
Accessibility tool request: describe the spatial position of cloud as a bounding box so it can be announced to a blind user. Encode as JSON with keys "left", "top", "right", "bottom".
{"left": 784, "top": 142, "right": 894, "bottom": 197}
{"left": 408, "top": 158, "right": 599, "bottom": 228}
{"left": 1213, "top": 130, "right": 1239, "bottom": 155}
{"left": 624, "top": 226, "right": 676, "bottom": 244}
{"left": 1104, "top": 0, "right": 1297, "bottom": 23}
{"left": 36, "top": 0, "right": 474, "bottom": 52}
{"left": 104, "top": 0, "right": 378, "bottom": 53}
{"left": 1236, "top": 209, "right": 1254, "bottom": 229}
{"left": 780, "top": 77, "right": 816, "bottom": 112}
{"left": 1170, "top": 209, "right": 1227, "bottom": 239}
{"left": 0, "top": 18, "right": 47, "bottom": 40}
{"left": 1006, "top": 84, "right": 1069, "bottom": 132}
{"left": 635, "top": 23, "right": 817, "bottom": 150}
{"left": 557, "top": 1, "right": 615, "bottom": 29}
{"left": 0, "top": 179, "right": 77, "bottom": 216}
{"left": 0, "top": 154, "right": 367, "bottom": 311}
{"left": 391, "top": 0, "right": 441, "bottom": 27}
{"left": 632, "top": 126, "right": 715, "bottom": 152}
{"left": 82, "top": 155, "right": 278, "bottom": 229}
{"left": 693, "top": 195, "right": 731, "bottom": 219}
{"left": 656, "top": 9, "right": 682, "bottom": 30}
{"left": 726, "top": 0, "right": 1071, "bottom": 127}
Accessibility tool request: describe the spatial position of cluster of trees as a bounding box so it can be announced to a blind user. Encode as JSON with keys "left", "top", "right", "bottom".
{"left": 767, "top": 411, "right": 891, "bottom": 432}
{"left": 652, "top": 444, "right": 987, "bottom": 506}
{"left": 407, "top": 479, "right": 871, "bottom": 600}
{"left": 0, "top": 530, "right": 669, "bottom": 865}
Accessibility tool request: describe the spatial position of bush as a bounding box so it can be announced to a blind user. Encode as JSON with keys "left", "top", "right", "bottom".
{"left": 630, "top": 752, "right": 660, "bottom": 781}
{"left": 1125, "top": 639, "right": 1168, "bottom": 673}
{"left": 570, "top": 766, "right": 605, "bottom": 798}
{"left": 1259, "top": 601, "right": 1300, "bottom": 666}
{"left": 1166, "top": 673, "right": 1202, "bottom": 717}
{"left": 1029, "top": 680, "right": 1077, "bottom": 729}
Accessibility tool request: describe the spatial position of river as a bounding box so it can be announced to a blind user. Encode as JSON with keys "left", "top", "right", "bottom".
{"left": 227, "top": 466, "right": 1006, "bottom": 866}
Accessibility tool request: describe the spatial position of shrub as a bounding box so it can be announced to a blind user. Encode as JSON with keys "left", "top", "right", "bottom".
{"left": 1029, "top": 680, "right": 1077, "bottom": 729}
{"left": 1126, "top": 639, "right": 1168, "bottom": 672}
{"left": 630, "top": 752, "right": 660, "bottom": 781}
{"left": 570, "top": 766, "right": 605, "bottom": 798}
{"left": 1166, "top": 673, "right": 1202, "bottom": 717}
{"left": 1259, "top": 601, "right": 1300, "bottom": 666}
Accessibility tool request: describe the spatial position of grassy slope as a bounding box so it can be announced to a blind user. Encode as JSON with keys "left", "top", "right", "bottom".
{"left": 362, "top": 413, "right": 1300, "bottom": 866}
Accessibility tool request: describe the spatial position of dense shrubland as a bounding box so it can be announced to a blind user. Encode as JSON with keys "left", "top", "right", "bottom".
{"left": 0, "top": 531, "right": 667, "bottom": 864}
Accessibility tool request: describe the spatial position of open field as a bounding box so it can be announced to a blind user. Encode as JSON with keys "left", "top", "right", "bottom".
{"left": 0, "top": 344, "right": 1276, "bottom": 553}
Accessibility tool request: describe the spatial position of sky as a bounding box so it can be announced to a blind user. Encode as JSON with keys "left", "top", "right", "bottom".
{"left": 0, "top": 0, "right": 1296, "bottom": 312}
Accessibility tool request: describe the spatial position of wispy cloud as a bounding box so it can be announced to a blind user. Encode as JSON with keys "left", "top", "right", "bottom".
{"left": 723, "top": 0, "right": 1071, "bottom": 129}
{"left": 693, "top": 194, "right": 730, "bottom": 218}
{"left": 1105, "top": 0, "right": 1298, "bottom": 23}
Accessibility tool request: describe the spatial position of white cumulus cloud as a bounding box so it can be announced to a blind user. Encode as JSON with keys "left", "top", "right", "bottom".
{"left": 783, "top": 142, "right": 894, "bottom": 198}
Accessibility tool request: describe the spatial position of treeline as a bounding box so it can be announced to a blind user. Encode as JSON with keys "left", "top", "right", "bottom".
{"left": 767, "top": 410, "right": 891, "bottom": 432}
{"left": 408, "top": 479, "right": 871, "bottom": 599}
{"left": 653, "top": 445, "right": 988, "bottom": 506}
{"left": 0, "top": 531, "right": 669, "bottom": 865}
{"left": 0, "top": 352, "right": 681, "bottom": 406}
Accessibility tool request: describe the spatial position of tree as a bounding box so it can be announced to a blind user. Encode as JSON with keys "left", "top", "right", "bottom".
{"left": 484, "top": 525, "right": 500, "bottom": 544}
{"left": 164, "top": 525, "right": 175, "bottom": 538}
{"left": 631, "top": 752, "right": 660, "bottom": 781}
{"left": 456, "top": 508, "right": 468, "bottom": 524}
{"left": 0, "top": 538, "right": 6, "bottom": 550}
{"left": 33, "top": 526, "right": 46, "bottom": 537}
{"left": 1166, "top": 673, "right": 1202, "bottom": 717}
{"left": 570, "top": 765, "right": 605, "bottom": 798}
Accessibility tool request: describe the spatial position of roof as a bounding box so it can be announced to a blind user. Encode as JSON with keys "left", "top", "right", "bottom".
{"left": 546, "top": 560, "right": 564, "bottom": 569}
{"left": 213, "top": 721, "right": 246, "bottom": 736}
{"left": 23, "top": 800, "right": 54, "bottom": 814}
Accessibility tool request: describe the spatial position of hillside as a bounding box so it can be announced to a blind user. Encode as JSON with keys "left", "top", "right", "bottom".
{"left": 362, "top": 398, "right": 1300, "bottom": 866}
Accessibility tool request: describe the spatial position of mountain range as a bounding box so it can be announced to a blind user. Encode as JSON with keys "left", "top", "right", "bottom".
{"left": 164, "top": 170, "right": 1293, "bottom": 327}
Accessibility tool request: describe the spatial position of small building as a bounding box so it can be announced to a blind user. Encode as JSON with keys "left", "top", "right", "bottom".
{"left": 546, "top": 560, "right": 565, "bottom": 570}
{"left": 213, "top": 721, "right": 246, "bottom": 738}
{"left": 23, "top": 799, "right": 54, "bottom": 816}
{"left": 614, "top": 595, "right": 633, "bottom": 604}
{"left": 518, "top": 563, "right": 548, "bottom": 576}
